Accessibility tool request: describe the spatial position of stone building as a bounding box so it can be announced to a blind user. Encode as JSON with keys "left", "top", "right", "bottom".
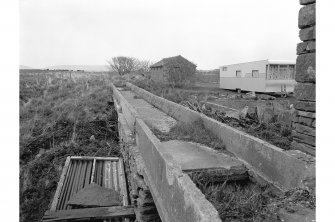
{"left": 149, "top": 55, "right": 196, "bottom": 85}
{"left": 291, "top": 0, "right": 316, "bottom": 156}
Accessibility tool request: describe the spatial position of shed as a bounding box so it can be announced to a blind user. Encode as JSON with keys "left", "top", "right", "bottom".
{"left": 149, "top": 55, "right": 196, "bottom": 85}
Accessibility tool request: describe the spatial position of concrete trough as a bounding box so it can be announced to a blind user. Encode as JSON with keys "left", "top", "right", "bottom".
{"left": 112, "top": 84, "right": 222, "bottom": 222}
{"left": 125, "top": 82, "right": 315, "bottom": 192}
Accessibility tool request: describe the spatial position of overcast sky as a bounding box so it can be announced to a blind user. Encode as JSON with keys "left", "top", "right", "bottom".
{"left": 20, "top": 0, "right": 301, "bottom": 70}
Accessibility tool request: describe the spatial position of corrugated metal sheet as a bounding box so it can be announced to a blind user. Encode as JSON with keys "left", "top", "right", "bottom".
{"left": 47, "top": 156, "right": 131, "bottom": 221}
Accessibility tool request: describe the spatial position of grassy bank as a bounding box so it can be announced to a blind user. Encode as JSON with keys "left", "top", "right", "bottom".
{"left": 190, "top": 172, "right": 315, "bottom": 222}
{"left": 20, "top": 72, "right": 120, "bottom": 222}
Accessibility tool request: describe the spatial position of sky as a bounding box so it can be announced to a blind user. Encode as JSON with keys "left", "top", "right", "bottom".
{"left": 20, "top": 0, "right": 301, "bottom": 70}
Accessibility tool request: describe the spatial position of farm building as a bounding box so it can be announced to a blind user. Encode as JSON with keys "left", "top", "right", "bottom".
{"left": 149, "top": 55, "right": 196, "bottom": 85}
{"left": 219, "top": 60, "right": 296, "bottom": 93}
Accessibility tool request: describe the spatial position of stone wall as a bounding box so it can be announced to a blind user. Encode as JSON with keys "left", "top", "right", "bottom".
{"left": 292, "top": 0, "right": 316, "bottom": 156}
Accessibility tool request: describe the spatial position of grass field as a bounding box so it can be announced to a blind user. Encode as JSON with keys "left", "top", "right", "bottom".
{"left": 19, "top": 71, "right": 120, "bottom": 222}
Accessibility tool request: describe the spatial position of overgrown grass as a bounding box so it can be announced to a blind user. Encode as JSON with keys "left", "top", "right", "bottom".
{"left": 189, "top": 172, "right": 315, "bottom": 222}
{"left": 151, "top": 119, "right": 226, "bottom": 152}
{"left": 20, "top": 72, "right": 120, "bottom": 222}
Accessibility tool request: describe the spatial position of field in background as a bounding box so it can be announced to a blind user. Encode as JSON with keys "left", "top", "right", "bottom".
{"left": 19, "top": 71, "right": 120, "bottom": 222}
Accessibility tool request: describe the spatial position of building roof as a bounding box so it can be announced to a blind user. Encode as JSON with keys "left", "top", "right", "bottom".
{"left": 219, "top": 59, "right": 296, "bottom": 68}
{"left": 267, "top": 59, "right": 296, "bottom": 65}
{"left": 150, "top": 55, "right": 195, "bottom": 68}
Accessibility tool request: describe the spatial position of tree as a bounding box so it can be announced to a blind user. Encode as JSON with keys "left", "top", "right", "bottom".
{"left": 107, "top": 57, "right": 137, "bottom": 76}
{"left": 134, "top": 60, "right": 153, "bottom": 76}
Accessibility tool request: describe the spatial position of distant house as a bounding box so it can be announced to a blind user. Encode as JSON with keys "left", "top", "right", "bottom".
{"left": 149, "top": 55, "right": 197, "bottom": 85}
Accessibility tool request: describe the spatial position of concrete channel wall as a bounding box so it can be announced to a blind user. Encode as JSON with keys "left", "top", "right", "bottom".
{"left": 112, "top": 84, "right": 222, "bottom": 222}
{"left": 126, "top": 82, "right": 315, "bottom": 192}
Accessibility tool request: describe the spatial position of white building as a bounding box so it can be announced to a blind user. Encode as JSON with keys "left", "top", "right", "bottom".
{"left": 219, "top": 60, "right": 296, "bottom": 93}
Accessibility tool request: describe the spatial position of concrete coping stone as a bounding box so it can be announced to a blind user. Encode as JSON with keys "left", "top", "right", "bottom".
{"left": 160, "top": 140, "right": 247, "bottom": 174}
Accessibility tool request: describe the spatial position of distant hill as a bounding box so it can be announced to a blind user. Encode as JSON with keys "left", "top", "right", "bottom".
{"left": 45, "top": 65, "right": 109, "bottom": 72}
{"left": 20, "top": 65, "right": 36, "bottom": 70}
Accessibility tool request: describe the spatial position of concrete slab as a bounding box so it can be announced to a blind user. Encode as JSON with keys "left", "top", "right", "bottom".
{"left": 120, "top": 90, "right": 177, "bottom": 133}
{"left": 160, "top": 140, "right": 247, "bottom": 178}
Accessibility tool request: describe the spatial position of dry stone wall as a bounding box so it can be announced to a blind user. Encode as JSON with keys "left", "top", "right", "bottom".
{"left": 292, "top": 0, "right": 316, "bottom": 156}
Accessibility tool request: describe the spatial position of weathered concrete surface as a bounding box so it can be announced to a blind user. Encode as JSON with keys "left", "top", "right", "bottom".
{"left": 299, "top": 26, "right": 315, "bottom": 41}
{"left": 126, "top": 83, "right": 202, "bottom": 124}
{"left": 298, "top": 4, "right": 316, "bottom": 29}
{"left": 160, "top": 140, "right": 247, "bottom": 175}
{"left": 113, "top": 83, "right": 222, "bottom": 222}
{"left": 279, "top": 205, "right": 315, "bottom": 222}
{"left": 113, "top": 86, "right": 139, "bottom": 132}
{"left": 119, "top": 90, "right": 177, "bottom": 133}
{"left": 296, "top": 53, "right": 316, "bottom": 83}
{"left": 201, "top": 115, "right": 315, "bottom": 191}
{"left": 117, "top": 108, "right": 161, "bottom": 221}
{"left": 126, "top": 83, "right": 315, "bottom": 192}
{"left": 135, "top": 119, "right": 221, "bottom": 222}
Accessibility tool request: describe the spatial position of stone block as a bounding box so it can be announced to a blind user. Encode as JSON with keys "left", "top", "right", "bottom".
{"left": 300, "top": 0, "right": 316, "bottom": 5}
{"left": 298, "top": 4, "right": 316, "bottom": 29}
{"left": 293, "top": 116, "right": 314, "bottom": 127}
{"left": 292, "top": 130, "right": 315, "bottom": 146}
{"left": 293, "top": 122, "right": 315, "bottom": 136}
{"left": 297, "top": 41, "right": 316, "bottom": 55}
{"left": 297, "top": 110, "right": 316, "bottom": 119}
{"left": 299, "top": 26, "right": 316, "bottom": 41}
{"left": 291, "top": 141, "right": 315, "bottom": 156}
{"left": 296, "top": 53, "right": 315, "bottom": 83}
{"left": 294, "top": 83, "right": 315, "bottom": 101}
{"left": 294, "top": 100, "right": 316, "bottom": 112}
{"left": 312, "top": 119, "right": 315, "bottom": 127}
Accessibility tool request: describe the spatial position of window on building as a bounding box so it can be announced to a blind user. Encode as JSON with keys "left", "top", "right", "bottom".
{"left": 222, "top": 67, "right": 227, "bottom": 71}
{"left": 236, "top": 70, "right": 242, "bottom": 77}
{"left": 252, "top": 70, "right": 259, "bottom": 78}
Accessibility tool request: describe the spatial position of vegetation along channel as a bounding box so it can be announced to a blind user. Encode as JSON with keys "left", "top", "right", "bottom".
{"left": 19, "top": 72, "right": 121, "bottom": 222}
